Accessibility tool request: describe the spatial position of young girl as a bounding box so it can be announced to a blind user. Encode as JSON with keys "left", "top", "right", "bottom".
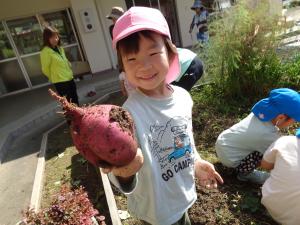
{"left": 260, "top": 131, "right": 300, "bottom": 225}
{"left": 40, "top": 26, "right": 79, "bottom": 105}
{"left": 119, "top": 47, "right": 204, "bottom": 96}
{"left": 103, "top": 6, "right": 223, "bottom": 225}
{"left": 215, "top": 88, "right": 300, "bottom": 184}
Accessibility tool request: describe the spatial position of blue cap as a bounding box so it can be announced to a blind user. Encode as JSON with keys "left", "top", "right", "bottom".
{"left": 191, "top": 0, "right": 203, "bottom": 10}
{"left": 251, "top": 88, "right": 300, "bottom": 122}
{"left": 296, "top": 129, "right": 300, "bottom": 138}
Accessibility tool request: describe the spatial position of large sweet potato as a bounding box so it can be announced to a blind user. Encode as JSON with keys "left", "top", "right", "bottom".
{"left": 49, "top": 89, "right": 138, "bottom": 167}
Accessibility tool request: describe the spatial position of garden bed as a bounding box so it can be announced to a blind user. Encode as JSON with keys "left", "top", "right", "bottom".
{"left": 42, "top": 124, "right": 112, "bottom": 224}
{"left": 41, "top": 89, "right": 280, "bottom": 225}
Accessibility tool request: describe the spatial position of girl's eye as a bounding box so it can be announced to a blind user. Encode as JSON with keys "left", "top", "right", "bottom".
{"left": 150, "top": 52, "right": 160, "bottom": 56}
{"left": 127, "top": 58, "right": 136, "bottom": 62}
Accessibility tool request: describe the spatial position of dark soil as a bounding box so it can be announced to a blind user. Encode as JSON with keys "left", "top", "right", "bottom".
{"left": 109, "top": 106, "right": 135, "bottom": 136}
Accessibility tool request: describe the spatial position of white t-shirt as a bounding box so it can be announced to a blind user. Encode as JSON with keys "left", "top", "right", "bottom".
{"left": 109, "top": 86, "right": 200, "bottom": 225}
{"left": 215, "top": 113, "right": 280, "bottom": 167}
{"left": 261, "top": 136, "right": 300, "bottom": 225}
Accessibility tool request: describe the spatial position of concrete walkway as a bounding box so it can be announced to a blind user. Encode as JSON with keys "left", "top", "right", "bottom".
{"left": 0, "top": 70, "right": 120, "bottom": 225}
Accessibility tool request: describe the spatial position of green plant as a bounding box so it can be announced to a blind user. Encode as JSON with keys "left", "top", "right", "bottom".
{"left": 289, "top": 0, "right": 300, "bottom": 8}
{"left": 278, "top": 54, "right": 300, "bottom": 89}
{"left": 199, "top": 0, "right": 284, "bottom": 102}
{"left": 23, "top": 185, "right": 106, "bottom": 225}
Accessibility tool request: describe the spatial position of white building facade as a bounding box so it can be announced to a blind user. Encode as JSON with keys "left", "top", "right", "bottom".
{"left": 0, "top": 0, "right": 281, "bottom": 97}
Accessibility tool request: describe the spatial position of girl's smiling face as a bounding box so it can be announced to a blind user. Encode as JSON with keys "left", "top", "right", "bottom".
{"left": 120, "top": 32, "right": 171, "bottom": 97}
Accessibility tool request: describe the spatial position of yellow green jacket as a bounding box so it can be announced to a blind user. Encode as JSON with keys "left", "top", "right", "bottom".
{"left": 40, "top": 46, "right": 73, "bottom": 83}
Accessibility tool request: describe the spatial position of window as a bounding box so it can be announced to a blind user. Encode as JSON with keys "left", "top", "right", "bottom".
{"left": 0, "top": 22, "right": 28, "bottom": 95}
{"left": 7, "top": 16, "right": 42, "bottom": 55}
{"left": 0, "top": 23, "right": 15, "bottom": 60}
{"left": 38, "top": 11, "right": 76, "bottom": 46}
{"left": 0, "top": 9, "right": 84, "bottom": 96}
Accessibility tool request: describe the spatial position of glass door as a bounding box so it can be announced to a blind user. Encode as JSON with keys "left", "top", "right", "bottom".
{"left": 0, "top": 22, "right": 28, "bottom": 95}
{"left": 7, "top": 16, "right": 46, "bottom": 86}
{"left": 0, "top": 9, "right": 85, "bottom": 96}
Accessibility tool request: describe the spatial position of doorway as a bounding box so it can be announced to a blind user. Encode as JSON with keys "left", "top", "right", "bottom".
{"left": 124, "top": 0, "right": 182, "bottom": 46}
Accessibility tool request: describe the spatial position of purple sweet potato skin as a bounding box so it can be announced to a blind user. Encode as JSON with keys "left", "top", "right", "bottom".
{"left": 49, "top": 89, "right": 137, "bottom": 167}
{"left": 71, "top": 105, "right": 137, "bottom": 167}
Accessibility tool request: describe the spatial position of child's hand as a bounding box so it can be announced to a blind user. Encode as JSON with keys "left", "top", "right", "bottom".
{"left": 101, "top": 148, "right": 144, "bottom": 178}
{"left": 195, "top": 159, "right": 223, "bottom": 189}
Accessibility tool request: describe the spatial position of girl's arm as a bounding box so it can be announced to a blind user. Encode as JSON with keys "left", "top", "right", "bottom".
{"left": 195, "top": 158, "right": 224, "bottom": 189}
{"left": 260, "top": 159, "right": 274, "bottom": 171}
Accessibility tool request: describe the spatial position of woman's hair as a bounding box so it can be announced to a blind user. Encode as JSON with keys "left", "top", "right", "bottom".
{"left": 43, "top": 26, "right": 61, "bottom": 47}
{"left": 116, "top": 30, "right": 177, "bottom": 72}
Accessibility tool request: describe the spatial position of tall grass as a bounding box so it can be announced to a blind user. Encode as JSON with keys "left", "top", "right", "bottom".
{"left": 199, "top": 0, "right": 284, "bottom": 102}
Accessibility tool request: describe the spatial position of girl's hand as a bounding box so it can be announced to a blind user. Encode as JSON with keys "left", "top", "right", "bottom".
{"left": 195, "top": 159, "right": 223, "bottom": 189}
{"left": 101, "top": 148, "right": 144, "bottom": 178}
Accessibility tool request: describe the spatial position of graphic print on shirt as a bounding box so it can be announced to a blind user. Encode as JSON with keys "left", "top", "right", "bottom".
{"left": 148, "top": 116, "right": 194, "bottom": 181}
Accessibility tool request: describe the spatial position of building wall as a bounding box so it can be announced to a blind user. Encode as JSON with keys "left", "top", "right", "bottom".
{"left": 0, "top": 0, "right": 70, "bottom": 20}
{"left": 94, "top": 0, "right": 127, "bottom": 67}
{"left": 70, "top": 0, "right": 112, "bottom": 73}
{"left": 175, "top": 0, "right": 197, "bottom": 47}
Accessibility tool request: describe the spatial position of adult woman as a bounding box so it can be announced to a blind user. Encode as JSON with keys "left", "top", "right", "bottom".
{"left": 40, "top": 26, "right": 79, "bottom": 105}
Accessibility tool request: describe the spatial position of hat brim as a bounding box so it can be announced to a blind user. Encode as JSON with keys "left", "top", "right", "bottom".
{"left": 112, "top": 25, "right": 170, "bottom": 49}
{"left": 166, "top": 53, "right": 180, "bottom": 84}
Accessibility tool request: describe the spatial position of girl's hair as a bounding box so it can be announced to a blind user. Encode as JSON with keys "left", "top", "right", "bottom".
{"left": 43, "top": 26, "right": 61, "bottom": 47}
{"left": 116, "top": 30, "right": 177, "bottom": 72}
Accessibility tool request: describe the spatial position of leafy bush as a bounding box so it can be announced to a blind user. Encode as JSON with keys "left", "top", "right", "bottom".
{"left": 289, "top": 0, "right": 300, "bottom": 8}
{"left": 198, "top": 0, "right": 284, "bottom": 102}
{"left": 278, "top": 53, "right": 300, "bottom": 89}
{"left": 22, "top": 185, "right": 106, "bottom": 225}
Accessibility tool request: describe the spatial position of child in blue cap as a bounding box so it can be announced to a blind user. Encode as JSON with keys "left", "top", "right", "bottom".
{"left": 215, "top": 88, "right": 300, "bottom": 184}
{"left": 260, "top": 129, "right": 300, "bottom": 224}
{"left": 189, "top": 0, "right": 209, "bottom": 43}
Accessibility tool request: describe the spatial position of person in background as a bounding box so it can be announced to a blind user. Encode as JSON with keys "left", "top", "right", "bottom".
{"left": 260, "top": 131, "right": 300, "bottom": 225}
{"left": 172, "top": 48, "right": 204, "bottom": 91}
{"left": 215, "top": 88, "right": 300, "bottom": 184}
{"left": 40, "top": 26, "right": 79, "bottom": 105}
{"left": 189, "top": 0, "right": 209, "bottom": 43}
{"left": 104, "top": 6, "right": 223, "bottom": 225}
{"left": 106, "top": 6, "right": 125, "bottom": 38}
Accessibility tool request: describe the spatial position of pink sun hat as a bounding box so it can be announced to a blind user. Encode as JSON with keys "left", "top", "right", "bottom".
{"left": 112, "top": 6, "right": 180, "bottom": 84}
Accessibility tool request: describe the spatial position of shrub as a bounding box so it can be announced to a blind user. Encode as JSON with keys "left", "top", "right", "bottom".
{"left": 278, "top": 53, "right": 300, "bottom": 89}
{"left": 198, "top": 0, "right": 284, "bottom": 102}
{"left": 22, "top": 185, "right": 106, "bottom": 225}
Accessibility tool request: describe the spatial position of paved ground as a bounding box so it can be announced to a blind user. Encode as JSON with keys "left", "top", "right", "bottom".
{"left": 0, "top": 70, "right": 120, "bottom": 225}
